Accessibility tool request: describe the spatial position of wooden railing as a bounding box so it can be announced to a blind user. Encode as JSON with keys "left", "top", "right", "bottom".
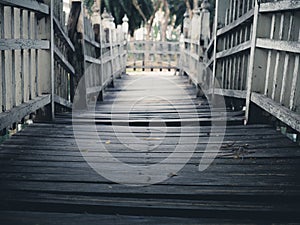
{"left": 182, "top": 0, "right": 300, "bottom": 133}
{"left": 83, "top": 16, "right": 127, "bottom": 101}
{"left": 0, "top": 0, "right": 127, "bottom": 134}
{"left": 127, "top": 40, "right": 180, "bottom": 71}
{"left": 0, "top": 0, "right": 51, "bottom": 132}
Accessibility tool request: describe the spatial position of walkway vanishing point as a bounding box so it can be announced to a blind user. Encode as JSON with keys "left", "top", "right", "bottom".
{"left": 0, "top": 0, "right": 300, "bottom": 224}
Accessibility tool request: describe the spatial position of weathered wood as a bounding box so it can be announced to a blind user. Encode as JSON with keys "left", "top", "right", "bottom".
{"left": 54, "top": 46, "right": 75, "bottom": 75}
{"left": 256, "top": 38, "right": 300, "bottom": 54}
{"left": 0, "top": 73, "right": 299, "bottom": 224}
{"left": 245, "top": 0, "right": 259, "bottom": 122}
{"left": 54, "top": 94, "right": 72, "bottom": 109}
{"left": 259, "top": 0, "right": 300, "bottom": 13}
{"left": 251, "top": 92, "right": 300, "bottom": 132}
{"left": 264, "top": 14, "right": 276, "bottom": 96}
{"left": 213, "top": 88, "right": 247, "bottom": 99}
{"left": 0, "top": 0, "right": 49, "bottom": 15}
{"left": 53, "top": 16, "right": 75, "bottom": 52}
{"left": 217, "top": 8, "right": 254, "bottom": 37}
{"left": 0, "top": 95, "right": 50, "bottom": 131}
{"left": 216, "top": 40, "right": 251, "bottom": 59}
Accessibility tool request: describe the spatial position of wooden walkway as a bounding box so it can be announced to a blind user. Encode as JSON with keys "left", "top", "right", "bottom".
{"left": 0, "top": 73, "right": 300, "bottom": 224}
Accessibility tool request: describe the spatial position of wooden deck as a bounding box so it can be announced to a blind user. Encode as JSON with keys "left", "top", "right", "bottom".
{"left": 0, "top": 73, "right": 300, "bottom": 224}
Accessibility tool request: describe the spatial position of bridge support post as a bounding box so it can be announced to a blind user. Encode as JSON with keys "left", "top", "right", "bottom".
{"left": 35, "top": 0, "right": 55, "bottom": 121}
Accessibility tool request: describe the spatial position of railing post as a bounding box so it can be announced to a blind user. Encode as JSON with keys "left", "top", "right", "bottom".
{"left": 211, "top": 0, "right": 219, "bottom": 105}
{"left": 36, "top": 0, "right": 54, "bottom": 121}
{"left": 50, "top": 0, "right": 55, "bottom": 118}
{"left": 122, "top": 14, "right": 129, "bottom": 75}
{"left": 245, "top": 0, "right": 259, "bottom": 124}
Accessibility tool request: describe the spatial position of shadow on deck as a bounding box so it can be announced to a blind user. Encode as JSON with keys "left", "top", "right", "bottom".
{"left": 0, "top": 73, "right": 299, "bottom": 224}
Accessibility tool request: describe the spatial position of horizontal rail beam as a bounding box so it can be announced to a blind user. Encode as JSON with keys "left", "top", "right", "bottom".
{"left": 213, "top": 88, "right": 247, "bottom": 99}
{"left": 259, "top": 0, "right": 300, "bottom": 13}
{"left": 0, "top": 39, "right": 49, "bottom": 50}
{"left": 84, "top": 36, "right": 100, "bottom": 48}
{"left": 0, "top": 95, "right": 51, "bottom": 131}
{"left": 256, "top": 38, "right": 300, "bottom": 54}
{"left": 251, "top": 93, "right": 300, "bottom": 133}
{"left": 0, "top": 0, "right": 49, "bottom": 14}
{"left": 54, "top": 46, "right": 75, "bottom": 75}
{"left": 53, "top": 16, "right": 75, "bottom": 52}
{"left": 217, "top": 9, "right": 254, "bottom": 37}
{"left": 54, "top": 94, "right": 72, "bottom": 109}
{"left": 216, "top": 41, "right": 251, "bottom": 59}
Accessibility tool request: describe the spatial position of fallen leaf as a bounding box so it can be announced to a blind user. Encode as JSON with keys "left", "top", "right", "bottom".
{"left": 168, "top": 172, "right": 178, "bottom": 178}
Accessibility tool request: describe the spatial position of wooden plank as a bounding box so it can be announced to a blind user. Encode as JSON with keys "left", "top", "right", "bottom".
{"left": 245, "top": 1, "right": 259, "bottom": 122}
{"left": 216, "top": 40, "right": 251, "bottom": 59}
{"left": 50, "top": 0, "right": 55, "bottom": 118}
{"left": 84, "top": 36, "right": 100, "bottom": 48}
{"left": 251, "top": 92, "right": 300, "bottom": 132}
{"left": 20, "top": 9, "right": 24, "bottom": 103}
{"left": 290, "top": 54, "right": 300, "bottom": 111}
{"left": 34, "top": 13, "right": 38, "bottom": 96}
{"left": 0, "top": 5, "right": 5, "bottom": 112}
{"left": 0, "top": 39, "right": 49, "bottom": 51}
{"left": 0, "top": 94, "right": 50, "bottom": 130}
{"left": 54, "top": 94, "right": 72, "bottom": 109}
{"left": 10, "top": 7, "right": 16, "bottom": 107}
{"left": 264, "top": 14, "right": 276, "bottom": 96}
{"left": 280, "top": 14, "right": 294, "bottom": 104}
{"left": 0, "top": 0, "right": 49, "bottom": 14}
{"left": 217, "top": 9, "right": 254, "bottom": 37}
{"left": 259, "top": 0, "right": 300, "bottom": 13}
{"left": 213, "top": 88, "right": 247, "bottom": 99}
{"left": 256, "top": 38, "right": 300, "bottom": 54}
{"left": 85, "top": 55, "right": 101, "bottom": 65}
{"left": 271, "top": 14, "right": 285, "bottom": 101}
{"left": 54, "top": 46, "right": 75, "bottom": 75}
{"left": 28, "top": 11, "right": 32, "bottom": 100}
{"left": 53, "top": 16, "right": 75, "bottom": 52}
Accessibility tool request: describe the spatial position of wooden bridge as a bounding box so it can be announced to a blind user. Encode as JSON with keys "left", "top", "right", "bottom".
{"left": 0, "top": 0, "right": 300, "bottom": 224}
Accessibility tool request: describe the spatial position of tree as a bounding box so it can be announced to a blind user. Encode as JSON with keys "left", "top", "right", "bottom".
{"left": 84, "top": 0, "right": 154, "bottom": 35}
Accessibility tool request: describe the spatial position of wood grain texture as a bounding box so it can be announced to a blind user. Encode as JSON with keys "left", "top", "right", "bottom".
{"left": 0, "top": 73, "right": 299, "bottom": 224}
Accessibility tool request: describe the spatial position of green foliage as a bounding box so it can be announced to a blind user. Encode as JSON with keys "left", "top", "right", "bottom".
{"left": 83, "top": 0, "right": 153, "bottom": 35}
{"left": 168, "top": 0, "right": 216, "bottom": 32}
{"left": 83, "top": 0, "right": 216, "bottom": 36}
{"left": 84, "top": 0, "right": 94, "bottom": 15}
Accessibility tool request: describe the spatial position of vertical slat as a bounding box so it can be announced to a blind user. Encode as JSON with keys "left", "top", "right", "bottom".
{"left": 289, "top": 29, "right": 300, "bottom": 111}
{"left": 28, "top": 11, "right": 32, "bottom": 100}
{"left": 50, "top": 0, "right": 55, "bottom": 117}
{"left": 247, "top": 0, "right": 251, "bottom": 11}
{"left": 242, "top": 0, "right": 247, "bottom": 14}
{"left": 1, "top": 5, "right": 6, "bottom": 112}
{"left": 232, "top": 0, "right": 236, "bottom": 22}
{"left": 221, "top": 59, "right": 225, "bottom": 88}
{"left": 280, "top": 14, "right": 294, "bottom": 104}
{"left": 11, "top": 7, "right": 16, "bottom": 107}
{"left": 225, "top": 9, "right": 228, "bottom": 26}
{"left": 20, "top": 9, "right": 24, "bottom": 103}
{"left": 232, "top": 57, "right": 236, "bottom": 90}
{"left": 237, "top": 0, "right": 241, "bottom": 18}
{"left": 271, "top": 13, "right": 285, "bottom": 101}
{"left": 245, "top": 1, "right": 259, "bottom": 122}
{"left": 264, "top": 14, "right": 276, "bottom": 95}
{"left": 236, "top": 55, "right": 241, "bottom": 89}
{"left": 229, "top": 0, "right": 233, "bottom": 23}
{"left": 240, "top": 54, "right": 246, "bottom": 90}
{"left": 35, "top": 13, "right": 39, "bottom": 97}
